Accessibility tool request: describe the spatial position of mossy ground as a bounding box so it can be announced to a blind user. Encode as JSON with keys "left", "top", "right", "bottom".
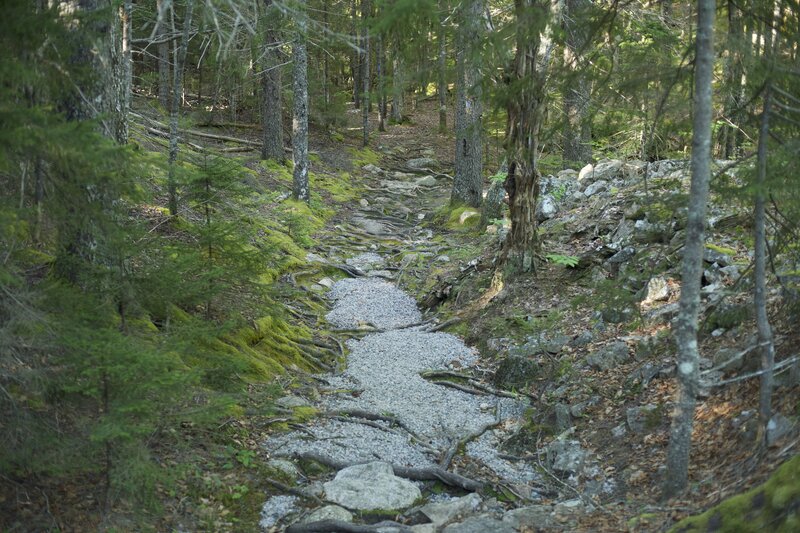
{"left": 671, "top": 455, "right": 800, "bottom": 533}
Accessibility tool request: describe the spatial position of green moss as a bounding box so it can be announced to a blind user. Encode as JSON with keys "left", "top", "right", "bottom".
{"left": 705, "top": 243, "right": 738, "bottom": 256}
{"left": 260, "top": 159, "right": 292, "bottom": 182}
{"left": 670, "top": 455, "right": 800, "bottom": 533}
{"left": 311, "top": 171, "right": 361, "bottom": 202}
{"left": 349, "top": 146, "right": 381, "bottom": 168}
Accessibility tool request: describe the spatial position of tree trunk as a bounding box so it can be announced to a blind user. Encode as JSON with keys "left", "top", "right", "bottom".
{"left": 262, "top": 0, "right": 284, "bottom": 161}
{"left": 719, "top": 0, "right": 743, "bottom": 158}
{"left": 500, "top": 0, "right": 557, "bottom": 274}
{"left": 292, "top": 4, "right": 310, "bottom": 203}
{"left": 437, "top": 0, "right": 448, "bottom": 133}
{"left": 351, "top": 0, "right": 361, "bottom": 108}
{"left": 156, "top": 0, "right": 171, "bottom": 109}
{"left": 562, "top": 0, "right": 592, "bottom": 165}
{"left": 362, "top": 0, "right": 371, "bottom": 146}
{"left": 450, "top": 0, "right": 484, "bottom": 207}
{"left": 391, "top": 42, "right": 404, "bottom": 123}
{"left": 167, "top": 0, "right": 195, "bottom": 216}
{"left": 755, "top": 84, "right": 775, "bottom": 445}
{"left": 663, "top": 0, "right": 715, "bottom": 500}
{"left": 377, "top": 34, "right": 386, "bottom": 132}
{"left": 118, "top": 0, "right": 132, "bottom": 144}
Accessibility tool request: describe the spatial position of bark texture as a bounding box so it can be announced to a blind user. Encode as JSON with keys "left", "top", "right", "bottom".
{"left": 562, "top": 0, "right": 592, "bottom": 165}
{"left": 663, "top": 0, "right": 715, "bottom": 500}
{"left": 391, "top": 43, "right": 404, "bottom": 123}
{"left": 500, "top": 0, "right": 556, "bottom": 274}
{"left": 262, "top": 0, "right": 284, "bottom": 161}
{"left": 438, "top": 0, "right": 448, "bottom": 133}
{"left": 451, "top": 0, "right": 484, "bottom": 208}
{"left": 292, "top": 5, "right": 310, "bottom": 203}
{"left": 156, "top": 0, "right": 171, "bottom": 109}
{"left": 755, "top": 85, "right": 775, "bottom": 442}
{"left": 167, "top": 0, "right": 194, "bottom": 216}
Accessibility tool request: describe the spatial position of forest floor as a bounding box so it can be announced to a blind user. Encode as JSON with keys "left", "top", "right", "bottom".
{"left": 9, "top": 96, "right": 796, "bottom": 532}
{"left": 246, "top": 99, "right": 800, "bottom": 532}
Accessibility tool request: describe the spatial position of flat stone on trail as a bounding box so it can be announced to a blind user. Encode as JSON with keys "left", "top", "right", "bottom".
{"left": 420, "top": 493, "right": 482, "bottom": 526}
{"left": 406, "top": 157, "right": 436, "bottom": 170}
{"left": 323, "top": 461, "right": 421, "bottom": 511}
{"left": 302, "top": 504, "right": 353, "bottom": 524}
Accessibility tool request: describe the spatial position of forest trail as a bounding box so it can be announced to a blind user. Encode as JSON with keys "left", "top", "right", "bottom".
{"left": 259, "top": 113, "right": 555, "bottom": 530}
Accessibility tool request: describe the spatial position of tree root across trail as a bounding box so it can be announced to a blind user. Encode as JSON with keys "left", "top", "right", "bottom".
{"left": 262, "top": 171, "right": 541, "bottom": 529}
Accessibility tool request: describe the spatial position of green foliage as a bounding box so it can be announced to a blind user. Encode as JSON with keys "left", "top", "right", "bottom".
{"left": 546, "top": 253, "right": 579, "bottom": 268}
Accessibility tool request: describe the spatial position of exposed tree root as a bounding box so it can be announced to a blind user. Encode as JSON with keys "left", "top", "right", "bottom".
{"left": 295, "top": 452, "right": 484, "bottom": 492}
{"left": 286, "top": 520, "right": 413, "bottom": 533}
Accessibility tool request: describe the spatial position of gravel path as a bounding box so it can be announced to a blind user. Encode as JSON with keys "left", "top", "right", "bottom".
{"left": 265, "top": 253, "right": 537, "bottom": 484}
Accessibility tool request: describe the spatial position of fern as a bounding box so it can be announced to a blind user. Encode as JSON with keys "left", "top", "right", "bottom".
{"left": 546, "top": 253, "right": 580, "bottom": 268}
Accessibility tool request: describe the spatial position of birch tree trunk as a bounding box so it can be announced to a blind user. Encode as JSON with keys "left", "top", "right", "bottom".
{"left": 663, "top": 0, "right": 715, "bottom": 500}
{"left": 167, "top": 0, "right": 194, "bottom": 216}
{"left": 292, "top": 3, "right": 310, "bottom": 203}
{"left": 450, "top": 0, "right": 483, "bottom": 207}
{"left": 755, "top": 84, "right": 775, "bottom": 445}
{"left": 262, "top": 0, "right": 284, "bottom": 161}
{"left": 156, "top": 0, "right": 171, "bottom": 109}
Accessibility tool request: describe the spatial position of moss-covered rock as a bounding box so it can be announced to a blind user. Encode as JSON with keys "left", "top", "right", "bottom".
{"left": 670, "top": 455, "right": 800, "bottom": 533}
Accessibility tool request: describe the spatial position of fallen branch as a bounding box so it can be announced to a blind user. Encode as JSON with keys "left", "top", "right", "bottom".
{"left": 264, "top": 477, "right": 324, "bottom": 505}
{"left": 440, "top": 415, "right": 502, "bottom": 470}
{"left": 286, "top": 520, "right": 413, "bottom": 533}
{"left": 427, "top": 317, "right": 463, "bottom": 332}
{"left": 295, "top": 452, "right": 484, "bottom": 492}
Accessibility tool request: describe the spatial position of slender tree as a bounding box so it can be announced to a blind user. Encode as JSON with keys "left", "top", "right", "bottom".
{"left": 167, "top": 0, "right": 195, "bottom": 216}
{"left": 156, "top": 0, "right": 171, "bottom": 109}
{"left": 500, "top": 0, "right": 558, "bottom": 273}
{"left": 262, "top": 0, "right": 285, "bottom": 161}
{"left": 450, "top": 0, "right": 484, "bottom": 207}
{"left": 437, "top": 0, "right": 448, "bottom": 133}
{"left": 663, "top": 0, "right": 716, "bottom": 500}
{"left": 755, "top": 83, "right": 775, "bottom": 445}
{"left": 362, "top": 0, "right": 371, "bottom": 146}
{"left": 292, "top": 0, "right": 310, "bottom": 202}
{"left": 562, "top": 0, "right": 592, "bottom": 165}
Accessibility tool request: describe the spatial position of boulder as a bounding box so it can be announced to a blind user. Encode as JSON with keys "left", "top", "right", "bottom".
{"left": 578, "top": 159, "right": 623, "bottom": 183}
{"left": 323, "top": 462, "right": 421, "bottom": 511}
{"left": 302, "top": 505, "right": 353, "bottom": 524}
{"left": 546, "top": 439, "right": 588, "bottom": 475}
{"left": 626, "top": 404, "right": 661, "bottom": 434}
{"left": 586, "top": 341, "right": 629, "bottom": 371}
{"left": 493, "top": 355, "right": 539, "bottom": 389}
{"left": 767, "top": 414, "right": 794, "bottom": 446}
{"left": 275, "top": 395, "right": 311, "bottom": 409}
{"left": 583, "top": 179, "right": 609, "bottom": 197}
{"left": 555, "top": 403, "right": 573, "bottom": 432}
{"left": 406, "top": 157, "right": 437, "bottom": 170}
{"left": 642, "top": 276, "right": 670, "bottom": 304}
{"left": 703, "top": 247, "right": 733, "bottom": 266}
{"left": 537, "top": 194, "right": 559, "bottom": 221}
{"left": 363, "top": 164, "right": 383, "bottom": 174}
{"left": 415, "top": 175, "right": 438, "bottom": 187}
{"left": 419, "top": 493, "right": 482, "bottom": 527}
{"left": 481, "top": 179, "right": 506, "bottom": 227}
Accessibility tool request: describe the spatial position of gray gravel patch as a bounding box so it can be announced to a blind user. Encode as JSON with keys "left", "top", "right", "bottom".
{"left": 259, "top": 495, "right": 298, "bottom": 530}
{"left": 265, "top": 255, "right": 540, "bottom": 490}
{"left": 326, "top": 278, "right": 421, "bottom": 329}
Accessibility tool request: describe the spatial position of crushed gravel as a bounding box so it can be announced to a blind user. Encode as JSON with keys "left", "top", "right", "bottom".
{"left": 265, "top": 255, "right": 539, "bottom": 490}
{"left": 326, "top": 278, "right": 421, "bottom": 330}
